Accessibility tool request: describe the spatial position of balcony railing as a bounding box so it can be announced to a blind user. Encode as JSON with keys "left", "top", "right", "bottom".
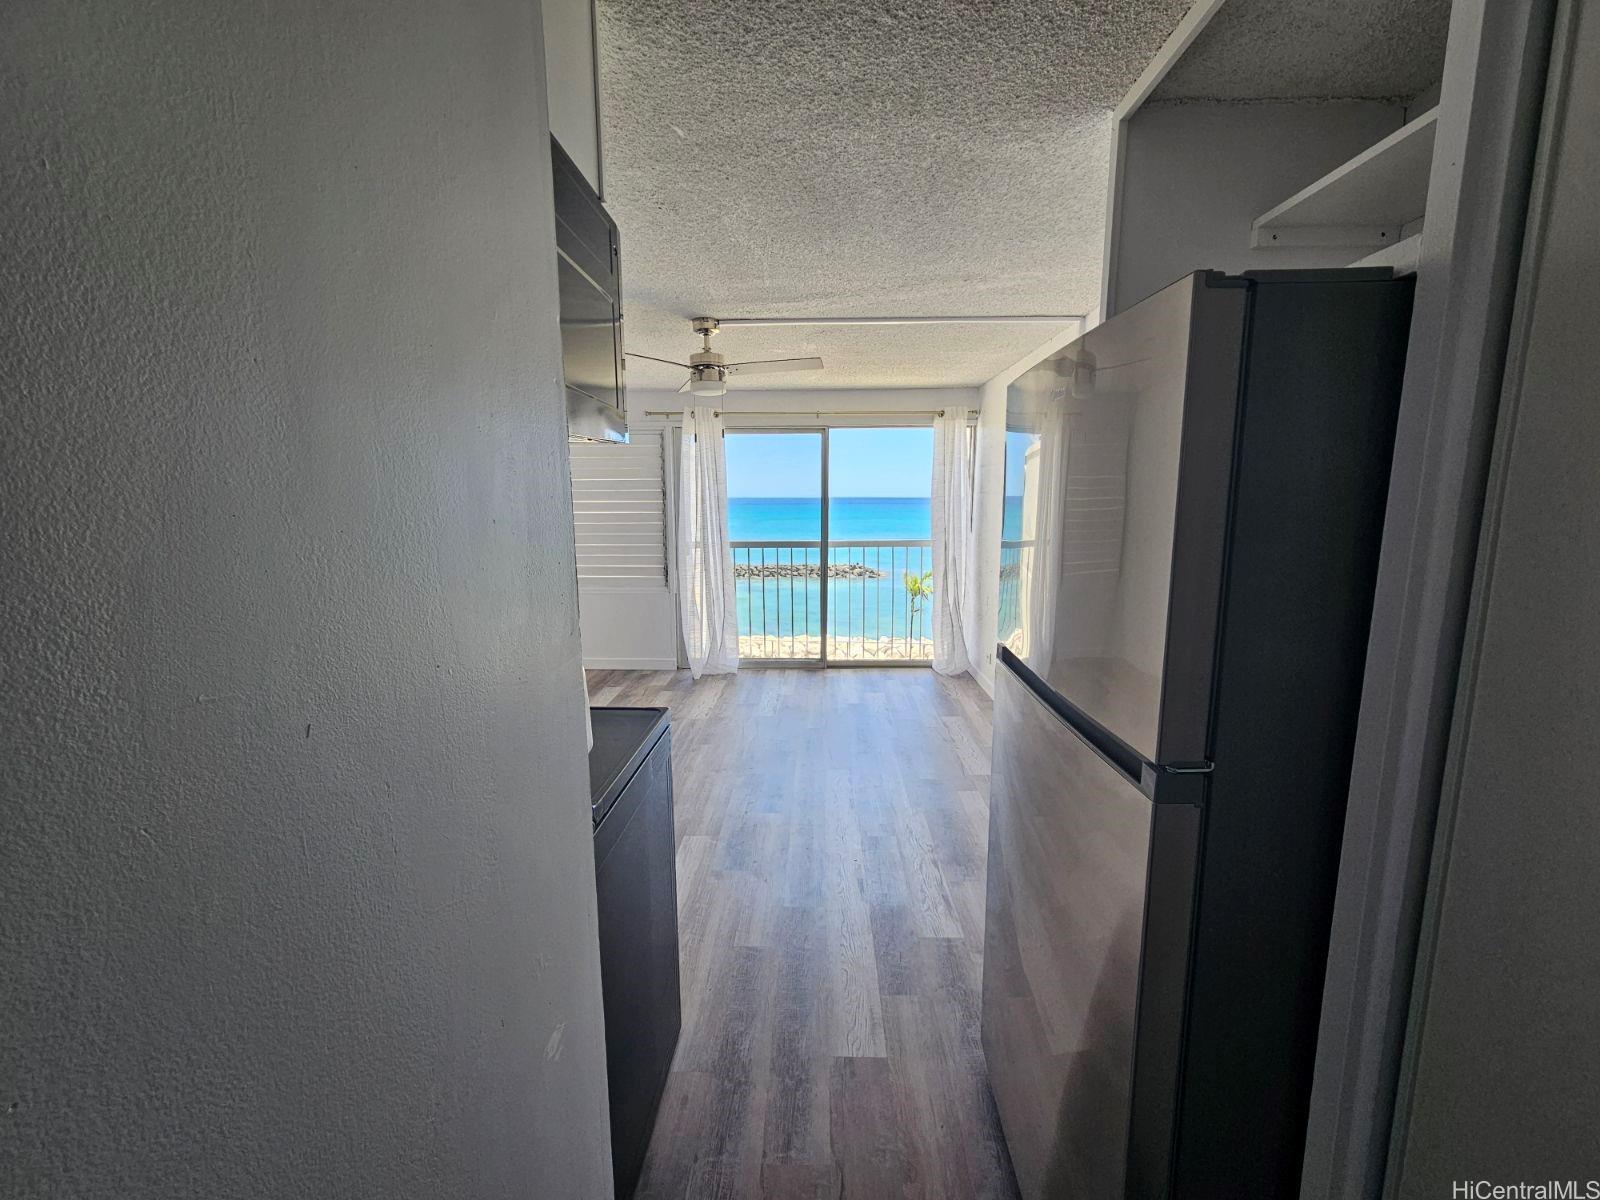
{"left": 998, "top": 538, "right": 1030, "bottom": 650}
{"left": 732, "top": 539, "right": 934, "bottom": 663}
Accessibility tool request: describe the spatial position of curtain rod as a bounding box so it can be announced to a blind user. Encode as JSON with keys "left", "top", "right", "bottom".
{"left": 715, "top": 315, "right": 1083, "bottom": 327}
{"left": 643, "top": 408, "right": 948, "bottom": 419}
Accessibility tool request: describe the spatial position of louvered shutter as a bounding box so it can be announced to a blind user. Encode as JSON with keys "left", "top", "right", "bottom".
{"left": 569, "top": 433, "right": 669, "bottom": 587}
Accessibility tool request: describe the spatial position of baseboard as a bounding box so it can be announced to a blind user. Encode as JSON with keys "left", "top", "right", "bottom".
{"left": 972, "top": 664, "right": 995, "bottom": 697}
{"left": 583, "top": 657, "right": 679, "bottom": 671}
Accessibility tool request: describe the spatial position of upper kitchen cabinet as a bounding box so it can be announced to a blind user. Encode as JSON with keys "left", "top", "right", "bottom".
{"left": 541, "top": 0, "right": 624, "bottom": 442}
{"left": 543, "top": 0, "right": 604, "bottom": 195}
{"left": 1102, "top": 0, "right": 1452, "bottom": 317}
{"left": 555, "top": 137, "right": 626, "bottom": 443}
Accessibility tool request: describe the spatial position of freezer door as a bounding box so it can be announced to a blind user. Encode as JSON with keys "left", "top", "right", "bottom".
{"left": 981, "top": 662, "right": 1156, "bottom": 1198}
{"left": 1000, "top": 273, "right": 1246, "bottom": 763}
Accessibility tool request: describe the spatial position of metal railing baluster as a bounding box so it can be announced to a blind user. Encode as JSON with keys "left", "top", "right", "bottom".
{"left": 860, "top": 546, "right": 867, "bottom": 663}
{"left": 894, "top": 545, "right": 901, "bottom": 659}
{"left": 728, "top": 538, "right": 930, "bottom": 664}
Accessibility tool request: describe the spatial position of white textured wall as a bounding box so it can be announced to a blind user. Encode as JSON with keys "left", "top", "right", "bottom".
{"left": 1, "top": 3, "right": 614, "bottom": 1197}
{"left": 970, "top": 326, "right": 1083, "bottom": 693}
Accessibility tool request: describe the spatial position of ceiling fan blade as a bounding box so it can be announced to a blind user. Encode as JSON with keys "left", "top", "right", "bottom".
{"left": 725, "top": 357, "right": 825, "bottom": 376}
{"left": 676, "top": 376, "right": 693, "bottom": 394}
{"left": 627, "top": 353, "right": 691, "bottom": 369}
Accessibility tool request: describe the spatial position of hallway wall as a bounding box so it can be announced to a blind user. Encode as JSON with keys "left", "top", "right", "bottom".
{"left": 1, "top": 2, "right": 614, "bottom": 1196}
{"left": 1390, "top": 1, "right": 1600, "bottom": 1186}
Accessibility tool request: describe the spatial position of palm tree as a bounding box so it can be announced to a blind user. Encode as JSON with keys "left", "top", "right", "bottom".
{"left": 904, "top": 568, "right": 934, "bottom": 645}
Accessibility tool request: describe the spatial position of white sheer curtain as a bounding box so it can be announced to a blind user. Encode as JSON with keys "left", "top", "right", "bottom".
{"left": 931, "top": 407, "right": 975, "bottom": 676}
{"left": 676, "top": 405, "right": 740, "bottom": 677}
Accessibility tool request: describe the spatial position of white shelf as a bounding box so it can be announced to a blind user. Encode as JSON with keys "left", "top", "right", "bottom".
{"left": 1251, "top": 106, "right": 1439, "bottom": 249}
{"left": 1350, "top": 232, "right": 1424, "bottom": 276}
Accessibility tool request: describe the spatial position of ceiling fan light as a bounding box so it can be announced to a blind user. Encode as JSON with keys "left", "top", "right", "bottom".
{"left": 689, "top": 375, "right": 725, "bottom": 397}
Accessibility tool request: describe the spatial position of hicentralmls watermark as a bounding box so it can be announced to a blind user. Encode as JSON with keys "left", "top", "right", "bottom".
{"left": 1452, "top": 1184, "right": 1600, "bottom": 1199}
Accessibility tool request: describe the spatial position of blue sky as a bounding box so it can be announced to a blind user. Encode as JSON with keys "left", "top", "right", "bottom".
{"left": 725, "top": 428, "right": 934, "bottom": 498}
{"left": 1004, "top": 430, "right": 1032, "bottom": 496}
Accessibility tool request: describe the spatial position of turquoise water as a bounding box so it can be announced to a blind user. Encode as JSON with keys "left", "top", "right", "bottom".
{"left": 729, "top": 496, "right": 1023, "bottom": 541}
{"left": 727, "top": 497, "right": 1027, "bottom": 648}
{"left": 727, "top": 497, "right": 1025, "bottom": 648}
{"left": 729, "top": 498, "right": 931, "bottom": 646}
{"left": 729, "top": 496, "right": 930, "bottom": 541}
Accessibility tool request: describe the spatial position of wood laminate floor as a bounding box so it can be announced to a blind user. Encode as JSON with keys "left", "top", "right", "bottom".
{"left": 587, "top": 667, "right": 1021, "bottom": 1200}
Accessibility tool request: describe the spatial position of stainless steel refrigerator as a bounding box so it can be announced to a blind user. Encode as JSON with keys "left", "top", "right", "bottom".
{"left": 981, "top": 269, "right": 1414, "bottom": 1198}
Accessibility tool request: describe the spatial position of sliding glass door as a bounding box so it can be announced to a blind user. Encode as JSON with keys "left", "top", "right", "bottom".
{"left": 825, "top": 427, "right": 934, "bottom": 663}
{"left": 725, "top": 431, "right": 825, "bottom": 663}
{"left": 723, "top": 427, "right": 933, "bottom": 666}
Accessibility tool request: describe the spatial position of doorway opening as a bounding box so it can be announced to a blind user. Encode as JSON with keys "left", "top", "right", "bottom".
{"left": 724, "top": 427, "right": 934, "bottom": 665}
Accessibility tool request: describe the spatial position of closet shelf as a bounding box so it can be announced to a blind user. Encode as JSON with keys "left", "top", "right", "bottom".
{"left": 1251, "top": 106, "right": 1438, "bottom": 249}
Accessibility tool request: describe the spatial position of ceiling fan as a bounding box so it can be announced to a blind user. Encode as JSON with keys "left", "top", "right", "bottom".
{"left": 627, "top": 317, "right": 823, "bottom": 397}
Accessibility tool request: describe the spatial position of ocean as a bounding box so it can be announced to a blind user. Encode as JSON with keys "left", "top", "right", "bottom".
{"left": 728, "top": 495, "right": 1025, "bottom": 541}
{"left": 728, "top": 497, "right": 931, "bottom": 648}
{"left": 728, "top": 496, "right": 931, "bottom": 541}
{"left": 725, "top": 496, "right": 1025, "bottom": 651}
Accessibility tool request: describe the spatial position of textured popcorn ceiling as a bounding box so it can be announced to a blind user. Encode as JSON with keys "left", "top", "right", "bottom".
{"left": 596, "top": 0, "right": 1193, "bottom": 390}
{"left": 1152, "top": 0, "right": 1452, "bottom": 103}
